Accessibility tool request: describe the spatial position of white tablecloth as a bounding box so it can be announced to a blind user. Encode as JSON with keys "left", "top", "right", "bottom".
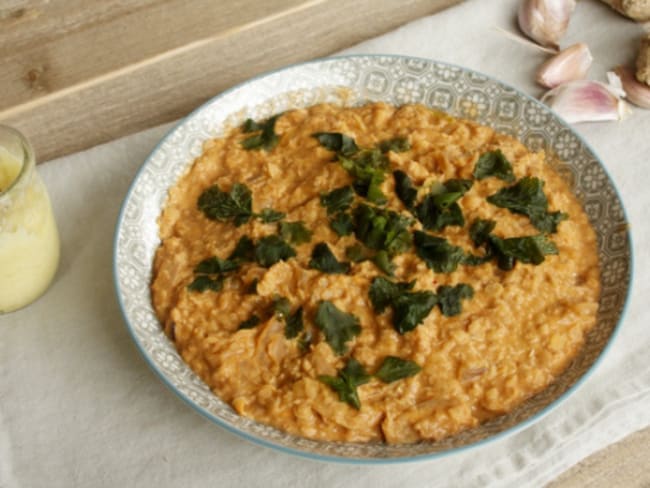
{"left": 2, "top": 0, "right": 649, "bottom": 486}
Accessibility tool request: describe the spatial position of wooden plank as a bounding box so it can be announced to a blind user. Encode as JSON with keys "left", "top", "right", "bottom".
{"left": 0, "top": 0, "right": 462, "bottom": 162}
{"left": 0, "top": 0, "right": 161, "bottom": 56}
{"left": 547, "top": 426, "right": 650, "bottom": 487}
{"left": 0, "top": 0, "right": 310, "bottom": 111}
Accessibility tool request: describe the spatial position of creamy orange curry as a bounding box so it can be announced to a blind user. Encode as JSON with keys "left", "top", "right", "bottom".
{"left": 151, "top": 103, "right": 599, "bottom": 444}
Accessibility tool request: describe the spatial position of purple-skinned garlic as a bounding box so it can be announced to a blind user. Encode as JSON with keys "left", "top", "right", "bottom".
{"left": 540, "top": 78, "right": 630, "bottom": 123}
{"left": 518, "top": 0, "right": 576, "bottom": 49}
{"left": 614, "top": 66, "right": 650, "bottom": 109}
{"left": 536, "top": 43, "right": 593, "bottom": 88}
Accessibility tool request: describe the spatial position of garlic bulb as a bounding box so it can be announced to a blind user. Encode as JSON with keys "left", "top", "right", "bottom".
{"left": 518, "top": 0, "right": 576, "bottom": 49}
{"left": 614, "top": 66, "right": 650, "bottom": 108}
{"left": 541, "top": 79, "right": 629, "bottom": 123}
{"left": 536, "top": 43, "right": 593, "bottom": 88}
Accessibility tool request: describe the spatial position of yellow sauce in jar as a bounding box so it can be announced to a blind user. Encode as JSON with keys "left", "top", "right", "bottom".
{"left": 0, "top": 140, "right": 60, "bottom": 313}
{"left": 0, "top": 148, "right": 21, "bottom": 192}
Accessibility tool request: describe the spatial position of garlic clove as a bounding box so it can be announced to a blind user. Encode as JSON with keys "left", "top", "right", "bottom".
{"left": 540, "top": 79, "right": 630, "bottom": 123}
{"left": 613, "top": 66, "right": 650, "bottom": 109}
{"left": 536, "top": 43, "right": 593, "bottom": 88}
{"left": 518, "top": 0, "right": 577, "bottom": 49}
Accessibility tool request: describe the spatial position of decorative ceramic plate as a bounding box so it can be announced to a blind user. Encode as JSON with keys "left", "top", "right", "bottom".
{"left": 113, "top": 55, "right": 631, "bottom": 463}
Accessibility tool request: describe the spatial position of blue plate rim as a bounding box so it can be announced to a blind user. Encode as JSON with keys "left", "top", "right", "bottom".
{"left": 112, "top": 53, "right": 634, "bottom": 464}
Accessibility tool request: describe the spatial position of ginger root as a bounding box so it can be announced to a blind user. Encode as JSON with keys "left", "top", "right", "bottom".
{"left": 637, "top": 35, "right": 650, "bottom": 86}
{"left": 599, "top": 0, "right": 650, "bottom": 20}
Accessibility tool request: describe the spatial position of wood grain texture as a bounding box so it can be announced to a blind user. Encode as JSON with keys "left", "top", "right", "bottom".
{"left": 0, "top": 0, "right": 462, "bottom": 161}
{"left": 0, "top": 0, "right": 310, "bottom": 111}
{"left": 547, "top": 426, "right": 650, "bottom": 488}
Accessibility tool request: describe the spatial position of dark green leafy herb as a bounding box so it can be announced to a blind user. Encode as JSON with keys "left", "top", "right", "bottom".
{"left": 272, "top": 296, "right": 291, "bottom": 319}
{"left": 320, "top": 186, "right": 354, "bottom": 215}
{"left": 241, "top": 114, "right": 281, "bottom": 151}
{"left": 194, "top": 256, "right": 239, "bottom": 275}
{"left": 329, "top": 212, "right": 354, "bottom": 236}
{"left": 393, "top": 170, "right": 418, "bottom": 210}
{"left": 364, "top": 172, "right": 387, "bottom": 205}
{"left": 413, "top": 231, "right": 465, "bottom": 273}
{"left": 258, "top": 208, "right": 286, "bottom": 223}
{"left": 417, "top": 199, "right": 465, "bottom": 231}
{"left": 375, "top": 356, "right": 421, "bottom": 383}
{"left": 314, "top": 300, "right": 361, "bottom": 355}
{"left": 514, "top": 208, "right": 567, "bottom": 234}
{"left": 443, "top": 179, "right": 473, "bottom": 194}
{"left": 187, "top": 275, "right": 224, "bottom": 292}
{"left": 228, "top": 235, "right": 256, "bottom": 262}
{"left": 487, "top": 176, "right": 567, "bottom": 233}
{"left": 369, "top": 278, "right": 473, "bottom": 331}
{"left": 473, "top": 150, "right": 515, "bottom": 182}
{"left": 368, "top": 277, "right": 414, "bottom": 313}
{"left": 345, "top": 243, "right": 370, "bottom": 262}
{"left": 312, "top": 132, "right": 359, "bottom": 156}
{"left": 198, "top": 183, "right": 253, "bottom": 226}
{"left": 372, "top": 250, "right": 395, "bottom": 276}
{"left": 378, "top": 137, "right": 411, "bottom": 153}
{"left": 368, "top": 277, "right": 436, "bottom": 333}
{"left": 241, "top": 119, "right": 263, "bottom": 132}
{"left": 354, "top": 147, "right": 383, "bottom": 165}
{"left": 318, "top": 358, "right": 370, "bottom": 409}
{"left": 352, "top": 203, "right": 412, "bottom": 255}
{"left": 340, "top": 149, "right": 390, "bottom": 205}
{"left": 309, "top": 243, "right": 350, "bottom": 274}
{"left": 343, "top": 244, "right": 394, "bottom": 275}
{"left": 240, "top": 132, "right": 269, "bottom": 150}
{"left": 313, "top": 133, "right": 395, "bottom": 205}
{"left": 188, "top": 255, "right": 239, "bottom": 293}
{"left": 415, "top": 179, "right": 472, "bottom": 232}
{"left": 430, "top": 191, "right": 464, "bottom": 209}
{"left": 238, "top": 315, "right": 261, "bottom": 329}
{"left": 462, "top": 253, "right": 492, "bottom": 266}
{"left": 539, "top": 211, "right": 567, "bottom": 234}
{"left": 469, "top": 219, "right": 496, "bottom": 247}
{"left": 285, "top": 307, "right": 304, "bottom": 339}
{"left": 436, "top": 284, "right": 474, "bottom": 317}
{"left": 463, "top": 219, "right": 496, "bottom": 266}
{"left": 489, "top": 234, "right": 558, "bottom": 269}
{"left": 254, "top": 235, "right": 296, "bottom": 267}
{"left": 197, "top": 183, "right": 285, "bottom": 226}
{"left": 392, "top": 291, "right": 438, "bottom": 334}
{"left": 486, "top": 176, "right": 549, "bottom": 216}
{"left": 279, "top": 221, "right": 312, "bottom": 245}
{"left": 466, "top": 217, "right": 559, "bottom": 270}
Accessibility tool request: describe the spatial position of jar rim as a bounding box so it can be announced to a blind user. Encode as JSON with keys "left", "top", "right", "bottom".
{"left": 0, "top": 125, "right": 34, "bottom": 199}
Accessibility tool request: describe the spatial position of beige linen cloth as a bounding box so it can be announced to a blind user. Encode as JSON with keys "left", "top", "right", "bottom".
{"left": 1, "top": 0, "right": 648, "bottom": 486}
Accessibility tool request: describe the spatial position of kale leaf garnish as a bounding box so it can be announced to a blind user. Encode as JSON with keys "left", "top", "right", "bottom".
{"left": 473, "top": 150, "right": 515, "bottom": 182}
{"left": 487, "top": 176, "right": 567, "bottom": 233}
{"left": 314, "top": 300, "right": 361, "bottom": 355}
{"left": 318, "top": 358, "right": 370, "bottom": 409}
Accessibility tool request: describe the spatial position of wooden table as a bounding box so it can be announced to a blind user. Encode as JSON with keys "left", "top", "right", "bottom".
{"left": 1, "top": 1, "right": 648, "bottom": 486}
{"left": 1, "top": 0, "right": 462, "bottom": 161}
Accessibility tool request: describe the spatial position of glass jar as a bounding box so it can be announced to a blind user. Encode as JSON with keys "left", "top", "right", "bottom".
{"left": 0, "top": 125, "right": 60, "bottom": 313}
